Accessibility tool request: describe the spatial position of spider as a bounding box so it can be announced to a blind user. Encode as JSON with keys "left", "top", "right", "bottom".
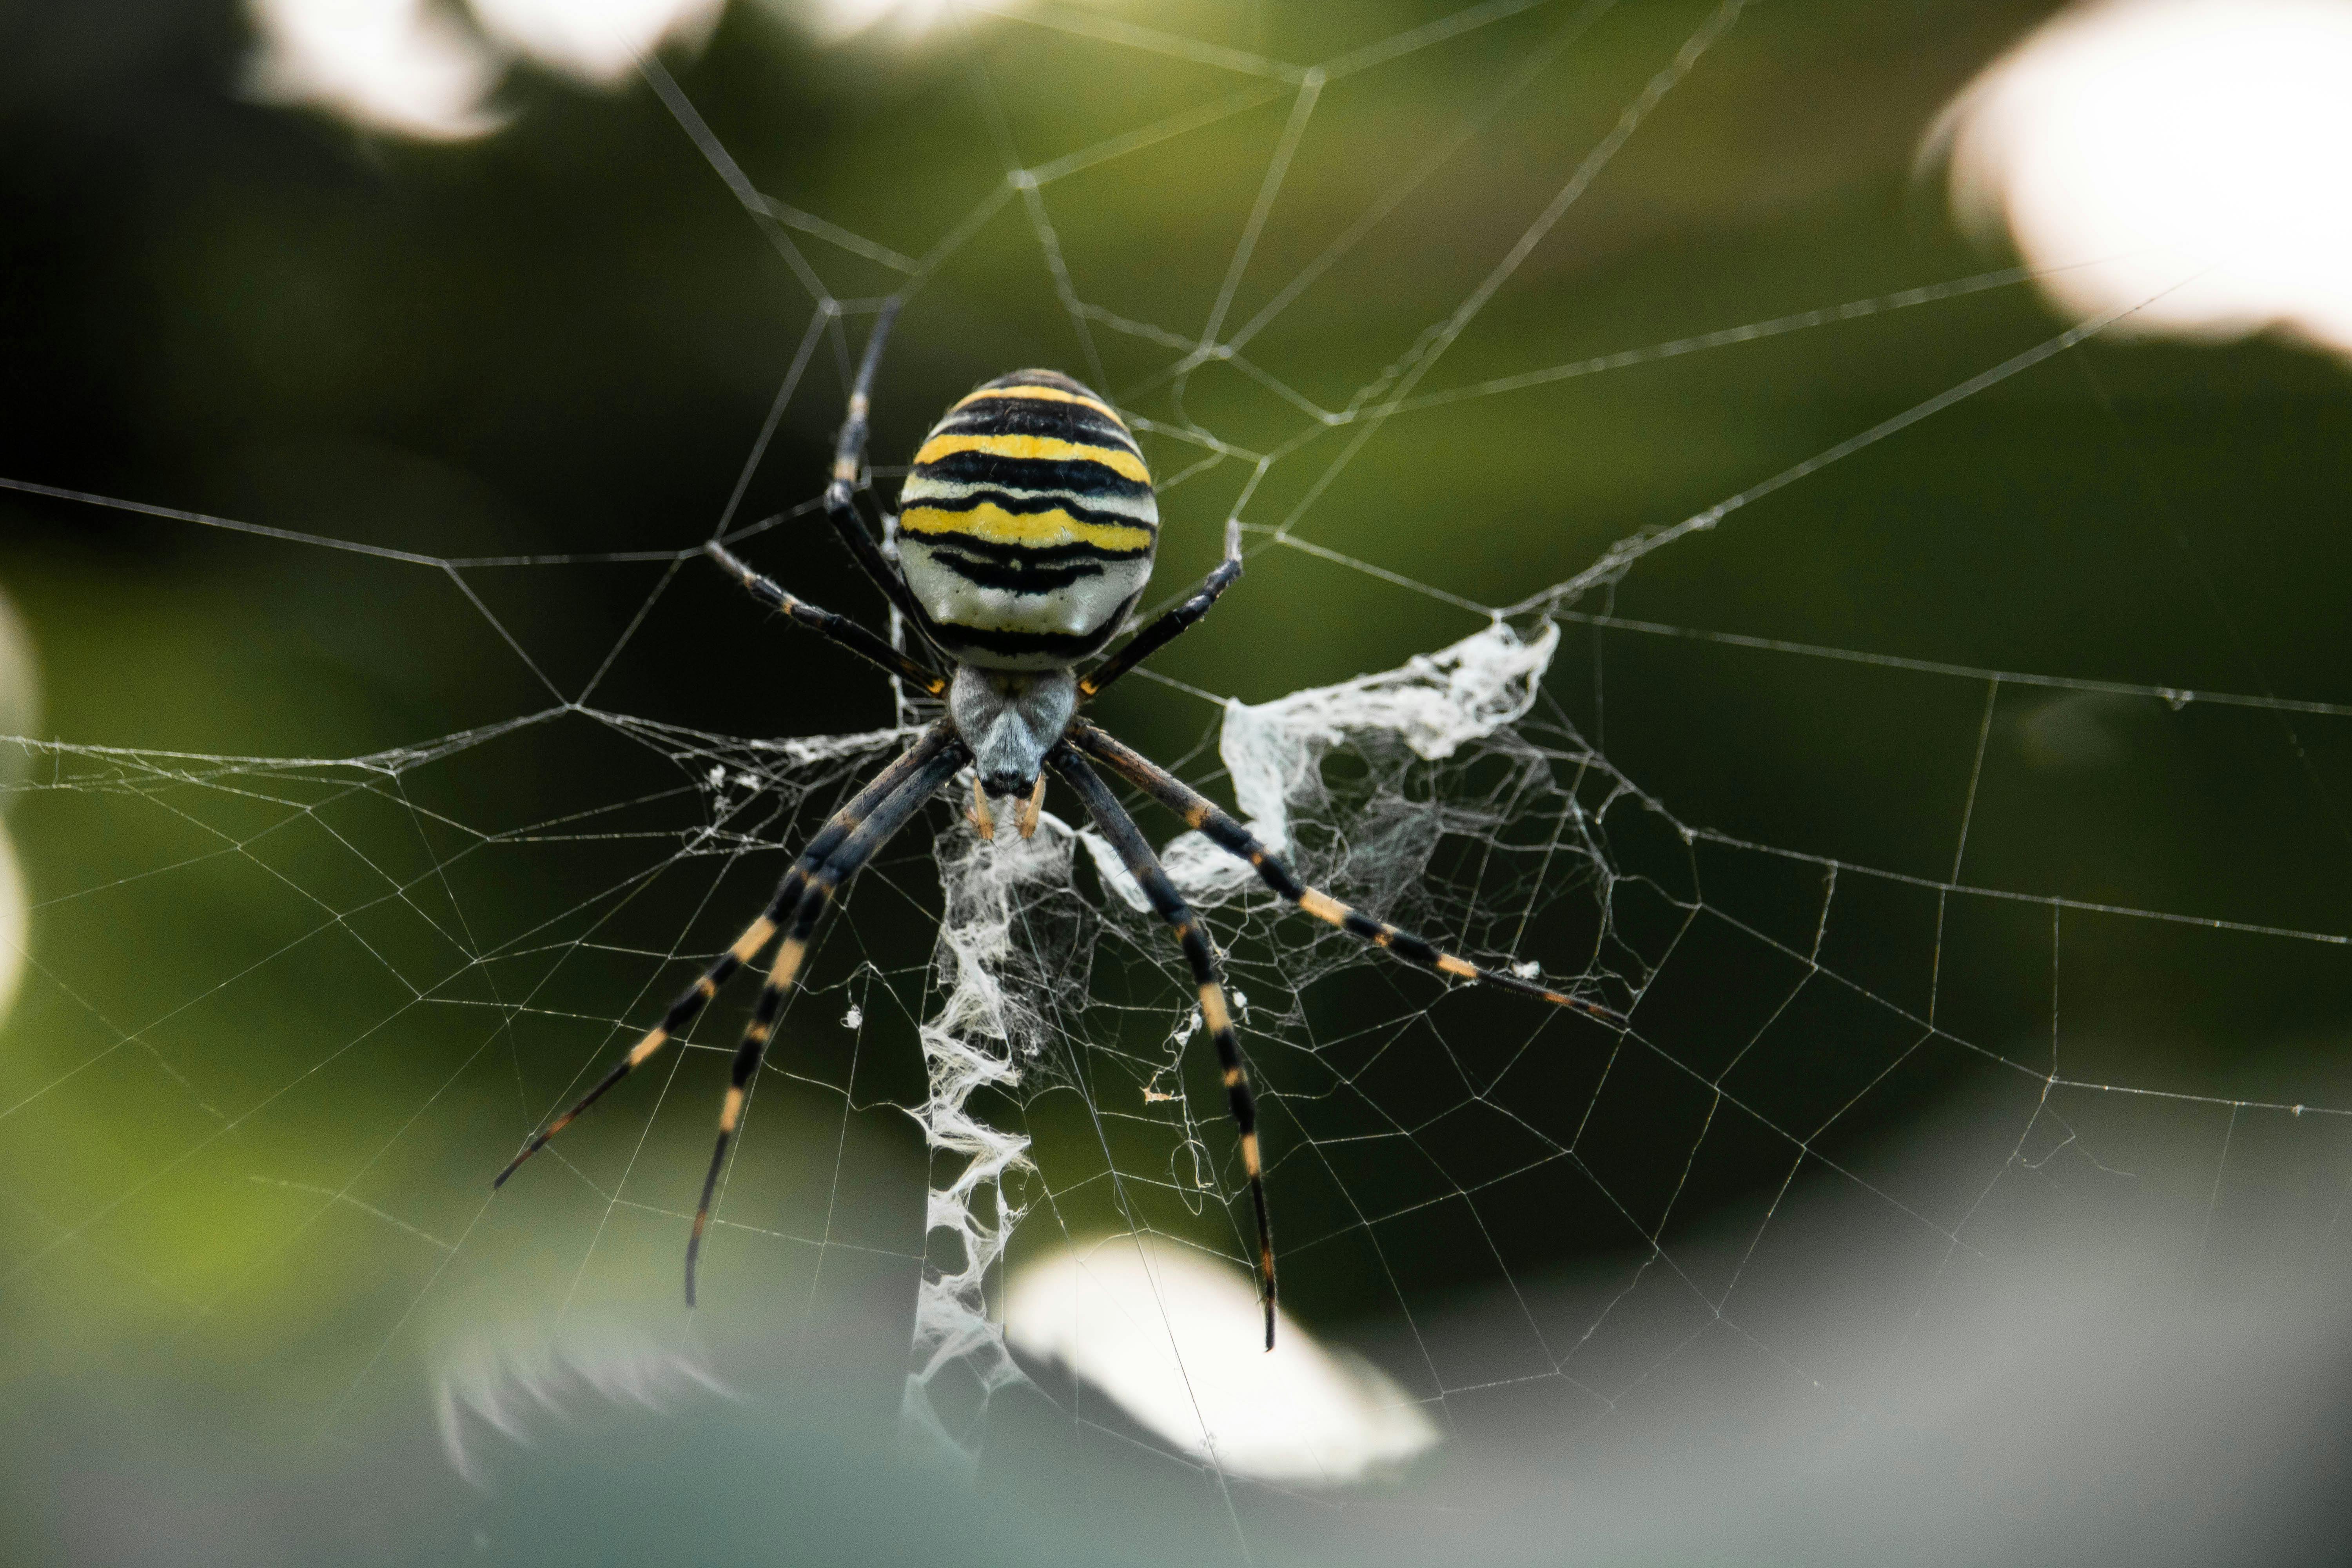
{"left": 494, "top": 307, "right": 1614, "bottom": 1348}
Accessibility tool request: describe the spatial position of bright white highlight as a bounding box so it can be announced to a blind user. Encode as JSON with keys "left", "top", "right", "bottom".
{"left": 0, "top": 821, "right": 26, "bottom": 1025}
{"left": 470, "top": 0, "right": 725, "bottom": 85}
{"left": 245, "top": 0, "right": 724, "bottom": 140}
{"left": 1004, "top": 1235, "right": 1441, "bottom": 1485}
{"left": 245, "top": 0, "right": 508, "bottom": 142}
{"left": 766, "top": 0, "right": 962, "bottom": 43}
{"left": 0, "top": 588, "right": 35, "bottom": 1023}
{"left": 1939, "top": 0, "right": 2352, "bottom": 359}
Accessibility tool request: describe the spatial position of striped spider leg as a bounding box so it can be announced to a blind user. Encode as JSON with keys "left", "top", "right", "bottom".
{"left": 822, "top": 301, "right": 942, "bottom": 647}
{"left": 1078, "top": 515, "right": 1245, "bottom": 700}
{"left": 683, "top": 733, "right": 969, "bottom": 1302}
{"left": 493, "top": 726, "right": 964, "bottom": 1277}
{"left": 1050, "top": 744, "right": 1279, "bottom": 1349}
{"left": 1067, "top": 718, "right": 1619, "bottom": 1022}
{"left": 704, "top": 538, "right": 946, "bottom": 697}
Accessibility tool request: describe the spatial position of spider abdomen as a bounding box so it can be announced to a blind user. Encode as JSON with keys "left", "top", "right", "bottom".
{"left": 897, "top": 369, "right": 1157, "bottom": 670}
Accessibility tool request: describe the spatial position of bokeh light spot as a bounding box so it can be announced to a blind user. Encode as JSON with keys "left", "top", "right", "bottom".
{"left": 1938, "top": 0, "right": 2352, "bottom": 361}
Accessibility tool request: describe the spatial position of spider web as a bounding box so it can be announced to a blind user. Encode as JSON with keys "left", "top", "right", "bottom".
{"left": 4, "top": 1, "right": 2351, "bottom": 1561}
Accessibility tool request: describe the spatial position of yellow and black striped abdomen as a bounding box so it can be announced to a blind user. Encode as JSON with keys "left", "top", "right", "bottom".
{"left": 897, "top": 369, "right": 1157, "bottom": 670}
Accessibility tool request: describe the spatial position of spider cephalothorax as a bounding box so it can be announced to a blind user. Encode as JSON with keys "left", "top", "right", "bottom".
{"left": 493, "top": 308, "right": 1615, "bottom": 1349}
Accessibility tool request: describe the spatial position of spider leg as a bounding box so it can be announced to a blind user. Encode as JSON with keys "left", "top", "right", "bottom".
{"left": 684, "top": 733, "right": 969, "bottom": 1305}
{"left": 1069, "top": 719, "right": 1620, "bottom": 1024}
{"left": 820, "top": 301, "right": 945, "bottom": 649}
{"left": 703, "top": 540, "right": 946, "bottom": 694}
{"left": 1079, "top": 518, "right": 1243, "bottom": 699}
{"left": 493, "top": 724, "right": 959, "bottom": 1189}
{"left": 1052, "top": 743, "right": 1278, "bottom": 1351}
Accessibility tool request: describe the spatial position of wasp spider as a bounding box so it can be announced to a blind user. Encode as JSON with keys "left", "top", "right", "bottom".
{"left": 495, "top": 308, "right": 1614, "bottom": 1348}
